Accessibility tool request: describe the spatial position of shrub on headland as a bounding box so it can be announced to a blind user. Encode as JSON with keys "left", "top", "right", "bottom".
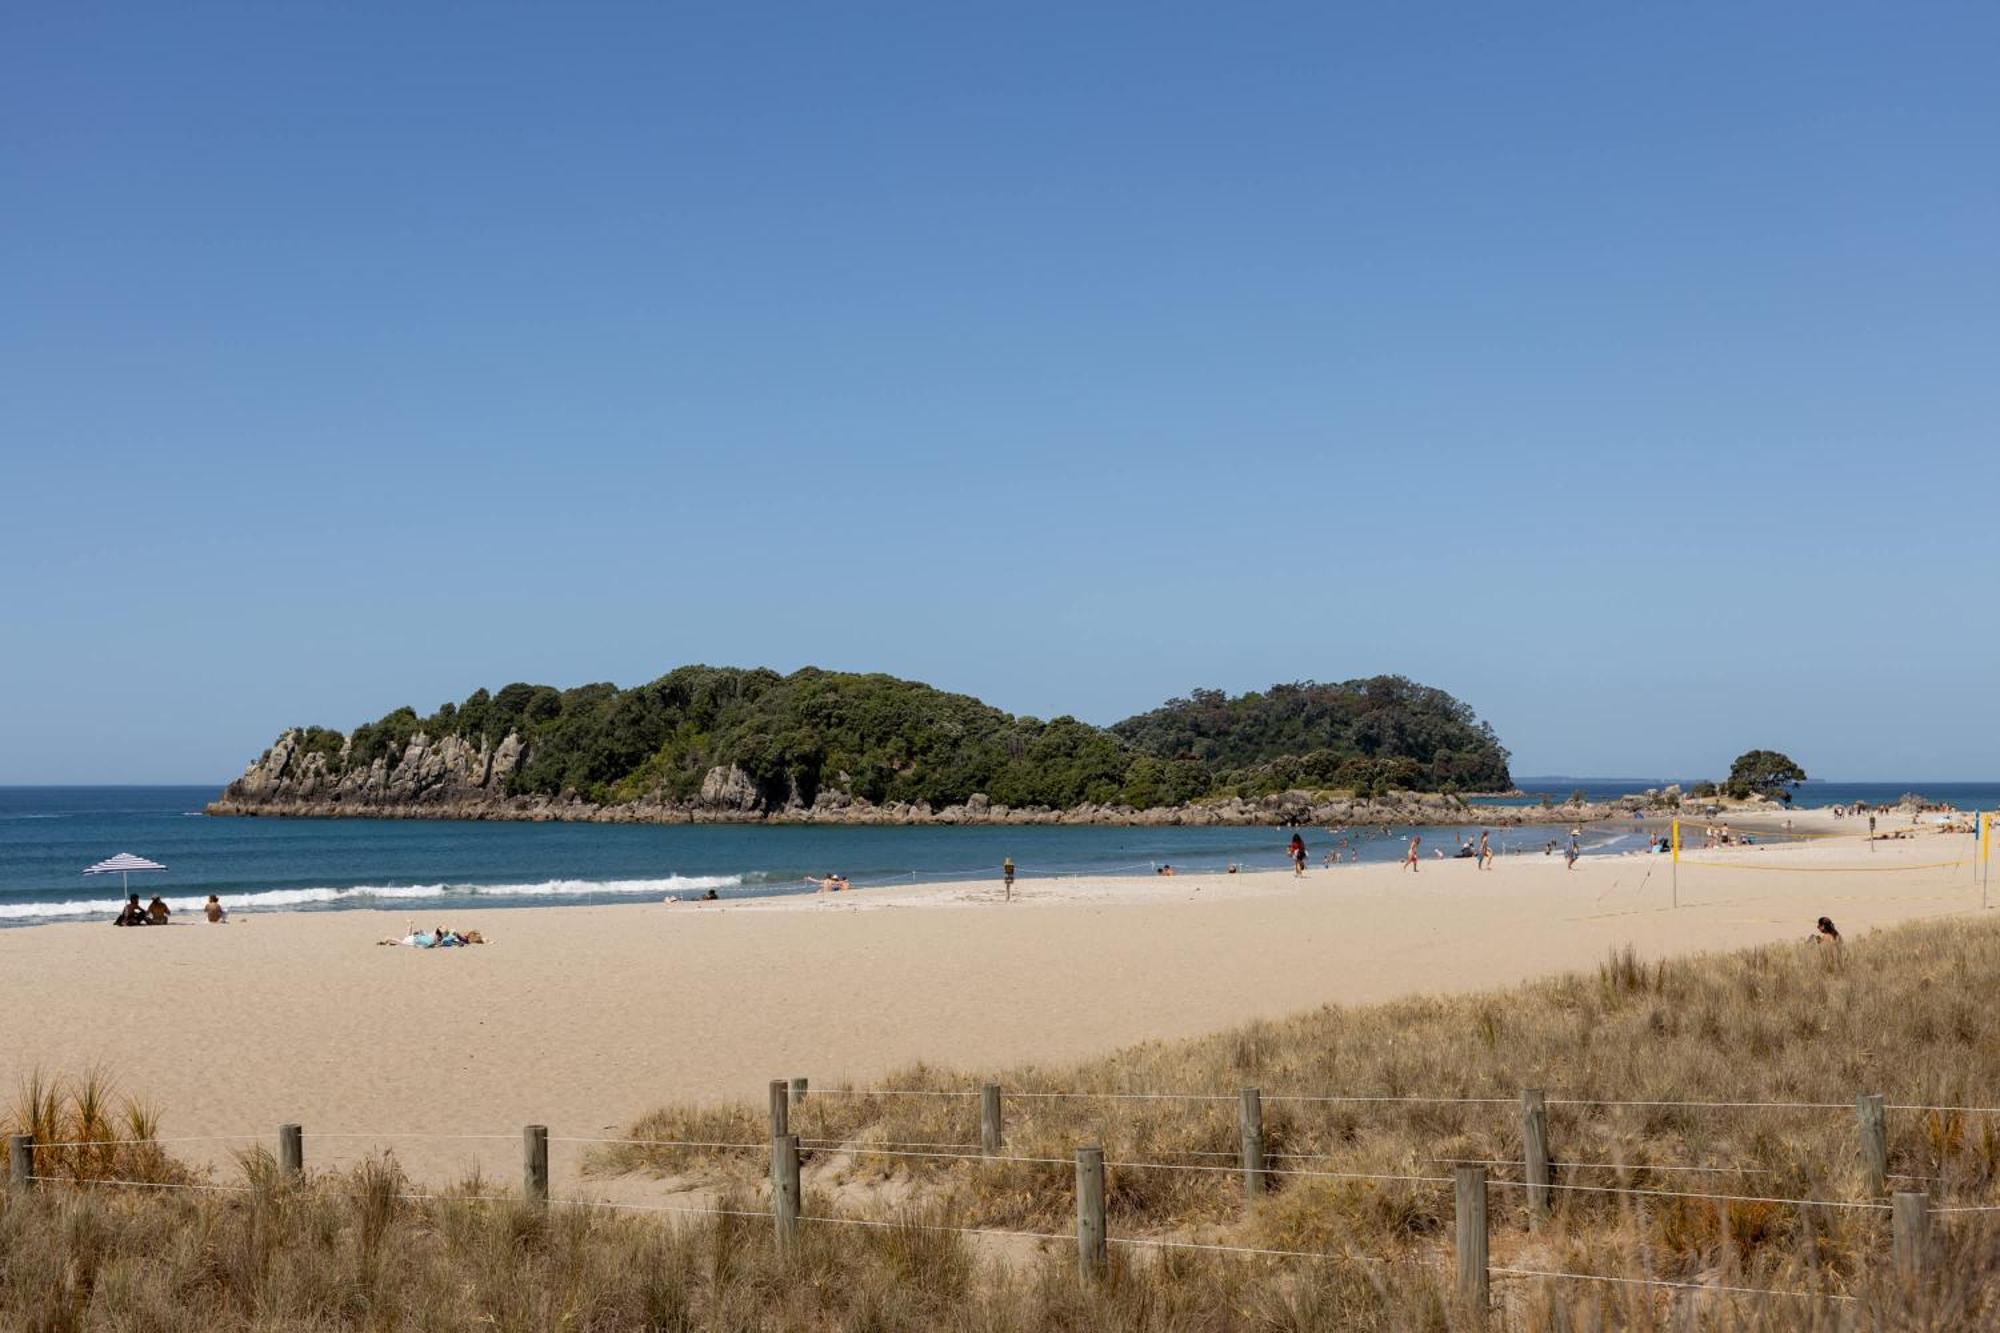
{"left": 266, "top": 666, "right": 1513, "bottom": 810}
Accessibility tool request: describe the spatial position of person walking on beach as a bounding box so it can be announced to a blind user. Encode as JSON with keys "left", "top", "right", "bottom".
{"left": 1002, "top": 857, "right": 1015, "bottom": 901}
{"left": 1288, "top": 833, "right": 1308, "bottom": 876}
{"left": 1564, "top": 836, "right": 1581, "bottom": 870}
{"left": 1477, "top": 830, "right": 1493, "bottom": 870}
{"left": 1403, "top": 834, "right": 1421, "bottom": 872}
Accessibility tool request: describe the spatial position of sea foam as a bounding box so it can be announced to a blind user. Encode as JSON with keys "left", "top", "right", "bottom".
{"left": 0, "top": 874, "right": 744, "bottom": 922}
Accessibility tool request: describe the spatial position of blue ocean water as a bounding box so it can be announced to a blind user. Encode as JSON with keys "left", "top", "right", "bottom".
{"left": 1506, "top": 778, "right": 2000, "bottom": 809}
{"left": 0, "top": 785, "right": 1680, "bottom": 925}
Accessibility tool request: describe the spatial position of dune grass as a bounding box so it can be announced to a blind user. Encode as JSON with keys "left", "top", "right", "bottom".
{"left": 594, "top": 914, "right": 2000, "bottom": 1325}
{"left": 8, "top": 917, "right": 2000, "bottom": 1327}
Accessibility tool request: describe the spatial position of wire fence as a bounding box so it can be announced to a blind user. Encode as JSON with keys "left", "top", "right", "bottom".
{"left": 15, "top": 1167, "right": 1872, "bottom": 1309}
{"left": 17, "top": 1127, "right": 1973, "bottom": 1211}
{"left": 18, "top": 1061, "right": 1999, "bottom": 1316}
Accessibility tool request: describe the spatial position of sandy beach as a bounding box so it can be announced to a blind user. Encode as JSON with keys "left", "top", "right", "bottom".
{"left": 1, "top": 815, "right": 1984, "bottom": 1192}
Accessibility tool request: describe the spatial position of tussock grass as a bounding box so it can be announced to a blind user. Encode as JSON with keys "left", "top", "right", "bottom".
{"left": 2, "top": 1068, "right": 188, "bottom": 1188}
{"left": 593, "top": 914, "right": 2000, "bottom": 1324}
{"left": 11, "top": 917, "right": 2000, "bottom": 1327}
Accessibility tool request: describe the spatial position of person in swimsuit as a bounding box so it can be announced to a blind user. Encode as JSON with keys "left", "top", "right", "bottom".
{"left": 204, "top": 895, "right": 226, "bottom": 923}
{"left": 1477, "top": 830, "right": 1493, "bottom": 869}
{"left": 1403, "top": 835, "right": 1421, "bottom": 872}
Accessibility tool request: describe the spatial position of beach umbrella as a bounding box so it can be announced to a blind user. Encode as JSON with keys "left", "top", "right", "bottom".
{"left": 83, "top": 852, "right": 167, "bottom": 897}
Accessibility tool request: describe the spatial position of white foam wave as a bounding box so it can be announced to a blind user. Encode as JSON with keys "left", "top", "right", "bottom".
{"left": 0, "top": 874, "right": 745, "bottom": 922}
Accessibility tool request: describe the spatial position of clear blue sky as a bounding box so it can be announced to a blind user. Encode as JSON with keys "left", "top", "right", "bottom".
{"left": 3, "top": 4, "right": 1995, "bottom": 784}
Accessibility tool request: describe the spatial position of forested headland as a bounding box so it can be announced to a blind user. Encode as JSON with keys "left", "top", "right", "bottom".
{"left": 213, "top": 667, "right": 1513, "bottom": 822}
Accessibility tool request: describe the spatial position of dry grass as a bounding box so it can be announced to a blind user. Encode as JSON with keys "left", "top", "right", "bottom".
{"left": 2, "top": 1069, "right": 189, "bottom": 1188}
{"left": 9, "top": 917, "right": 2000, "bottom": 1327}
{"left": 594, "top": 913, "right": 2000, "bottom": 1326}
{"left": 0, "top": 1157, "right": 1469, "bottom": 1331}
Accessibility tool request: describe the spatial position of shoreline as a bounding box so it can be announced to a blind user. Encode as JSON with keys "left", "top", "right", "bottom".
{"left": 0, "top": 821, "right": 1982, "bottom": 1191}
{"left": 0, "top": 803, "right": 1920, "bottom": 928}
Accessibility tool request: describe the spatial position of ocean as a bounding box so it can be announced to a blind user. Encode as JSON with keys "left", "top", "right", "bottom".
{"left": 2, "top": 781, "right": 1993, "bottom": 926}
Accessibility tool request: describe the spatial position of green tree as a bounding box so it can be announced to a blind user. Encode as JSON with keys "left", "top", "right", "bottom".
{"left": 1725, "top": 750, "right": 1807, "bottom": 803}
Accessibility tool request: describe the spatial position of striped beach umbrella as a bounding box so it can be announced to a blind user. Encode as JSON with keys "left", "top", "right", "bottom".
{"left": 83, "top": 851, "right": 167, "bottom": 895}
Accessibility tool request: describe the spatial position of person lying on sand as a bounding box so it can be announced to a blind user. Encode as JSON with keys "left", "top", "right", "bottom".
{"left": 376, "top": 927, "right": 486, "bottom": 948}
{"left": 667, "top": 889, "right": 723, "bottom": 904}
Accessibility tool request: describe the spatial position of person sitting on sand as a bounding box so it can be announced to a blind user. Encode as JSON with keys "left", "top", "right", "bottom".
{"left": 204, "top": 894, "right": 227, "bottom": 923}
{"left": 1156, "top": 863, "right": 1176, "bottom": 876}
{"left": 114, "top": 894, "right": 148, "bottom": 926}
{"left": 1226, "top": 863, "right": 1240, "bottom": 874}
{"left": 147, "top": 895, "right": 170, "bottom": 924}
{"left": 702, "top": 888, "right": 720, "bottom": 902}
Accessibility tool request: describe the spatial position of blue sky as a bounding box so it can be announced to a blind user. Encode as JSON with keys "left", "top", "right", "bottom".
{"left": 3, "top": 4, "right": 1995, "bottom": 784}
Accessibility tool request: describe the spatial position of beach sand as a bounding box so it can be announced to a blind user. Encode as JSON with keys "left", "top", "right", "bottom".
{"left": 0, "top": 816, "right": 1983, "bottom": 1193}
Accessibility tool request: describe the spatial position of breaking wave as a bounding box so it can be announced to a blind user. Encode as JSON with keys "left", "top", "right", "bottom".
{"left": 0, "top": 874, "right": 745, "bottom": 922}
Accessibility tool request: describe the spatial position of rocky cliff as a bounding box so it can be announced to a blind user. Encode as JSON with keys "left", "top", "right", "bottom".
{"left": 209, "top": 727, "right": 1649, "bottom": 828}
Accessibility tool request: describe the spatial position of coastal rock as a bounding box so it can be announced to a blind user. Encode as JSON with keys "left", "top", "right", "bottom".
{"left": 698, "top": 765, "right": 761, "bottom": 812}
{"left": 211, "top": 730, "right": 1677, "bottom": 832}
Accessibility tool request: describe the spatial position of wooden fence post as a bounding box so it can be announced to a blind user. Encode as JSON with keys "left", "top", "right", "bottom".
{"left": 7, "top": 1134, "right": 32, "bottom": 1194}
{"left": 1456, "top": 1165, "right": 1490, "bottom": 1318}
{"left": 1521, "top": 1088, "right": 1551, "bottom": 1228}
{"left": 523, "top": 1125, "right": 549, "bottom": 1206}
{"left": 981, "top": 1083, "right": 1004, "bottom": 1155}
{"left": 1857, "top": 1094, "right": 1887, "bottom": 1197}
{"left": 789, "top": 1076, "right": 808, "bottom": 1108}
{"left": 1075, "top": 1146, "right": 1106, "bottom": 1281}
{"left": 769, "top": 1079, "right": 790, "bottom": 1140}
{"left": 771, "top": 1133, "right": 801, "bottom": 1251}
{"left": 278, "top": 1123, "right": 303, "bottom": 1181}
{"left": 1892, "top": 1191, "right": 1930, "bottom": 1282}
{"left": 1238, "top": 1087, "right": 1267, "bottom": 1201}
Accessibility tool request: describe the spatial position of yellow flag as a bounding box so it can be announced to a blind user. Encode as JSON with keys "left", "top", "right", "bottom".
{"left": 1671, "top": 818, "right": 1680, "bottom": 864}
